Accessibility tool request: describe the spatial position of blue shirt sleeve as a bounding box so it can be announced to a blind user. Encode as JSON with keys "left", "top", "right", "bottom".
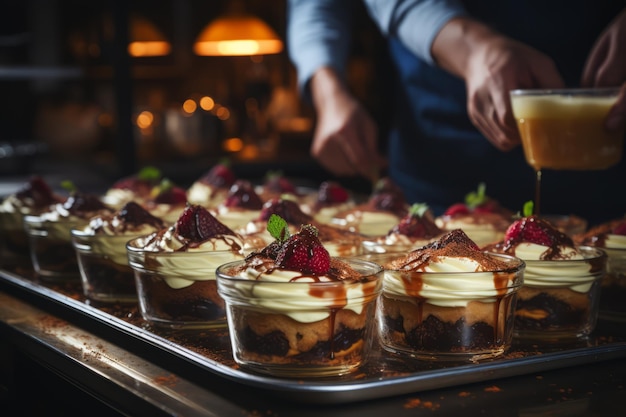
{"left": 286, "top": 0, "right": 353, "bottom": 98}
{"left": 363, "top": 0, "right": 467, "bottom": 65}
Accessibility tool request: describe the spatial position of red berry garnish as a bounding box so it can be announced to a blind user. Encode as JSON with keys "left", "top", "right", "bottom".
{"left": 118, "top": 202, "right": 164, "bottom": 229}
{"left": 175, "top": 204, "right": 235, "bottom": 243}
{"left": 317, "top": 181, "right": 349, "bottom": 204}
{"left": 367, "top": 178, "right": 407, "bottom": 216}
{"left": 15, "top": 176, "right": 60, "bottom": 208}
{"left": 612, "top": 222, "right": 626, "bottom": 235}
{"left": 63, "top": 192, "right": 108, "bottom": 215}
{"left": 200, "top": 161, "right": 236, "bottom": 188}
{"left": 111, "top": 167, "right": 162, "bottom": 197}
{"left": 265, "top": 171, "right": 297, "bottom": 195}
{"left": 444, "top": 203, "right": 470, "bottom": 217}
{"left": 224, "top": 180, "right": 263, "bottom": 209}
{"left": 275, "top": 224, "right": 330, "bottom": 275}
{"left": 504, "top": 215, "right": 572, "bottom": 248}
{"left": 391, "top": 203, "right": 442, "bottom": 238}
{"left": 152, "top": 179, "right": 187, "bottom": 205}
{"left": 258, "top": 198, "right": 313, "bottom": 225}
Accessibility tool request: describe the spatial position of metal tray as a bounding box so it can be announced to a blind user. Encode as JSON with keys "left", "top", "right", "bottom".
{"left": 2, "top": 267, "right": 626, "bottom": 405}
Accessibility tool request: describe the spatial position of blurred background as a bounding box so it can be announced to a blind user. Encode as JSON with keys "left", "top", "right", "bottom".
{"left": 0, "top": 0, "right": 391, "bottom": 190}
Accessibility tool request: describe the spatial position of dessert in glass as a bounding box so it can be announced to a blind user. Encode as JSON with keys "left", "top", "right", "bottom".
{"left": 143, "top": 178, "right": 188, "bottom": 224}
{"left": 0, "top": 176, "right": 64, "bottom": 267}
{"left": 23, "top": 190, "right": 111, "bottom": 281}
{"left": 187, "top": 160, "right": 237, "bottom": 208}
{"left": 216, "top": 215, "right": 383, "bottom": 377}
{"left": 242, "top": 197, "right": 364, "bottom": 257}
{"left": 214, "top": 180, "right": 264, "bottom": 230}
{"left": 540, "top": 213, "right": 588, "bottom": 237}
{"left": 332, "top": 177, "right": 408, "bottom": 236}
{"left": 255, "top": 170, "right": 302, "bottom": 203}
{"left": 575, "top": 217, "right": 626, "bottom": 321}
{"left": 72, "top": 202, "right": 165, "bottom": 303}
{"left": 300, "top": 181, "right": 354, "bottom": 224}
{"left": 362, "top": 203, "right": 443, "bottom": 254}
{"left": 102, "top": 166, "right": 162, "bottom": 210}
{"left": 485, "top": 205, "right": 606, "bottom": 339}
{"left": 378, "top": 229, "right": 524, "bottom": 361}
{"left": 436, "top": 183, "right": 513, "bottom": 247}
{"left": 510, "top": 87, "right": 623, "bottom": 214}
{"left": 126, "top": 204, "right": 249, "bottom": 329}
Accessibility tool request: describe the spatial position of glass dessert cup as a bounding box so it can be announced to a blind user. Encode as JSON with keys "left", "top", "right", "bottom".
{"left": 596, "top": 247, "right": 626, "bottom": 322}
{"left": 0, "top": 211, "right": 31, "bottom": 267}
{"left": 72, "top": 230, "right": 138, "bottom": 303}
{"left": 126, "top": 237, "right": 239, "bottom": 329}
{"left": 541, "top": 214, "right": 588, "bottom": 237}
{"left": 216, "top": 258, "right": 383, "bottom": 378}
{"left": 23, "top": 215, "right": 82, "bottom": 281}
{"left": 378, "top": 253, "right": 525, "bottom": 362}
{"left": 513, "top": 246, "right": 606, "bottom": 340}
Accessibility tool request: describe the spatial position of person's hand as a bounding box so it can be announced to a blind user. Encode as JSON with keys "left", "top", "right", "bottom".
{"left": 309, "top": 67, "right": 385, "bottom": 181}
{"left": 582, "top": 8, "right": 626, "bottom": 132}
{"left": 432, "top": 18, "right": 565, "bottom": 151}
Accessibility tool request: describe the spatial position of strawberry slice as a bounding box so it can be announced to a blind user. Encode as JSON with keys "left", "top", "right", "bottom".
{"left": 317, "top": 181, "right": 349, "bottom": 204}
{"left": 264, "top": 171, "right": 297, "bottom": 195}
{"left": 444, "top": 203, "right": 470, "bottom": 217}
{"left": 111, "top": 166, "right": 162, "bottom": 197}
{"left": 152, "top": 179, "right": 187, "bottom": 205}
{"left": 258, "top": 198, "right": 313, "bottom": 225}
{"left": 118, "top": 202, "right": 164, "bottom": 229}
{"left": 504, "top": 215, "right": 572, "bottom": 248}
{"left": 15, "top": 176, "right": 61, "bottom": 208}
{"left": 200, "top": 161, "right": 236, "bottom": 188}
{"left": 224, "top": 180, "right": 263, "bottom": 209}
{"left": 391, "top": 203, "right": 442, "bottom": 238}
{"left": 275, "top": 224, "right": 330, "bottom": 275}
{"left": 175, "top": 204, "right": 235, "bottom": 242}
{"left": 612, "top": 221, "right": 626, "bottom": 236}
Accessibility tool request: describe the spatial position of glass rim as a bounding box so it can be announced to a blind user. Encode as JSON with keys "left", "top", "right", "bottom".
{"left": 510, "top": 87, "right": 620, "bottom": 96}
{"left": 521, "top": 245, "right": 607, "bottom": 264}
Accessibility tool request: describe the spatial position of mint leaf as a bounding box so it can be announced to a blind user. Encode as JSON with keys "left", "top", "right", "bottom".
{"left": 523, "top": 200, "right": 534, "bottom": 217}
{"left": 267, "top": 214, "right": 289, "bottom": 242}
{"left": 60, "top": 180, "right": 77, "bottom": 193}
{"left": 465, "top": 182, "right": 487, "bottom": 209}
{"left": 138, "top": 166, "right": 161, "bottom": 181}
{"left": 409, "top": 203, "right": 429, "bottom": 218}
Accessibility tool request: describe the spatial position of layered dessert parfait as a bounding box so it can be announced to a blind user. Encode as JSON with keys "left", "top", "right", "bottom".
{"left": 378, "top": 229, "right": 524, "bottom": 361}
{"left": 72, "top": 202, "right": 165, "bottom": 303}
{"left": 0, "top": 176, "right": 64, "bottom": 266}
{"left": 576, "top": 217, "right": 626, "bottom": 321}
{"left": 214, "top": 180, "right": 264, "bottom": 230}
{"left": 255, "top": 170, "right": 302, "bottom": 203}
{"left": 102, "top": 166, "right": 162, "bottom": 209}
{"left": 332, "top": 177, "right": 409, "bottom": 236}
{"left": 541, "top": 213, "right": 587, "bottom": 237}
{"left": 436, "top": 183, "right": 513, "bottom": 247}
{"left": 362, "top": 203, "right": 443, "bottom": 254}
{"left": 300, "top": 181, "right": 354, "bottom": 224}
{"left": 486, "top": 207, "right": 606, "bottom": 339}
{"left": 242, "top": 197, "right": 364, "bottom": 257}
{"left": 143, "top": 178, "right": 188, "bottom": 224}
{"left": 187, "top": 161, "right": 237, "bottom": 208}
{"left": 126, "top": 204, "right": 248, "bottom": 328}
{"left": 23, "top": 190, "right": 111, "bottom": 281}
{"left": 216, "top": 214, "right": 383, "bottom": 377}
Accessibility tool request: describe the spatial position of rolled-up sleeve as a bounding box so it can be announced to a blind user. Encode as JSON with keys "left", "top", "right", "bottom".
{"left": 363, "top": 0, "right": 467, "bottom": 65}
{"left": 286, "top": 0, "right": 352, "bottom": 96}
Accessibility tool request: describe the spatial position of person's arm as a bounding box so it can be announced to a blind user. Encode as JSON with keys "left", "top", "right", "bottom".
{"left": 582, "top": 8, "right": 626, "bottom": 132}
{"left": 365, "top": 0, "right": 565, "bottom": 151}
{"left": 287, "top": 0, "right": 383, "bottom": 181}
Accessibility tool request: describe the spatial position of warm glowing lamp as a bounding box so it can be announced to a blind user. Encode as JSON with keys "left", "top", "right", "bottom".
{"left": 128, "top": 15, "right": 171, "bottom": 57}
{"left": 193, "top": 14, "right": 283, "bottom": 56}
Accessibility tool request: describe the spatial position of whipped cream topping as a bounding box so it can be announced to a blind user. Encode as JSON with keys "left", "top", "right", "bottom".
{"left": 187, "top": 183, "right": 228, "bottom": 207}
{"left": 332, "top": 209, "right": 400, "bottom": 236}
{"left": 382, "top": 230, "right": 523, "bottom": 307}
{"left": 436, "top": 213, "right": 509, "bottom": 247}
{"left": 219, "top": 257, "right": 380, "bottom": 323}
{"left": 24, "top": 203, "right": 110, "bottom": 242}
{"left": 128, "top": 227, "right": 247, "bottom": 289}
